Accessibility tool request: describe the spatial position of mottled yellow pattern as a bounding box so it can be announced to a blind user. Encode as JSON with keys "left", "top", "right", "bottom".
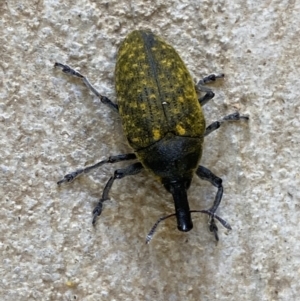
{"left": 115, "top": 30, "right": 205, "bottom": 150}
{"left": 152, "top": 129, "right": 161, "bottom": 140}
{"left": 176, "top": 123, "right": 186, "bottom": 135}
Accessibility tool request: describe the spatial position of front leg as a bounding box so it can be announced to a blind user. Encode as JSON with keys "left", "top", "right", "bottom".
{"left": 92, "top": 162, "right": 143, "bottom": 225}
{"left": 195, "top": 165, "right": 224, "bottom": 241}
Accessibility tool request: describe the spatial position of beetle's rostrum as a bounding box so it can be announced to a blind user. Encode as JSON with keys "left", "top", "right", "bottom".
{"left": 55, "top": 30, "right": 248, "bottom": 242}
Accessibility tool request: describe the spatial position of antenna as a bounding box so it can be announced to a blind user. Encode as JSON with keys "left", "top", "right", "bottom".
{"left": 145, "top": 210, "right": 232, "bottom": 243}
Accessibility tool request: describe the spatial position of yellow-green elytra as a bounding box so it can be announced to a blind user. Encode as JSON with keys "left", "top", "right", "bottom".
{"left": 115, "top": 30, "right": 205, "bottom": 150}
{"left": 56, "top": 30, "right": 248, "bottom": 242}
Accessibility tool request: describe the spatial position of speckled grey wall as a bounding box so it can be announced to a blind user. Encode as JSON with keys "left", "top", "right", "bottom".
{"left": 1, "top": 0, "right": 299, "bottom": 300}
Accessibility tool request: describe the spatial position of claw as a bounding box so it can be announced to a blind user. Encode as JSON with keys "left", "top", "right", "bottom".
{"left": 54, "top": 62, "right": 84, "bottom": 78}
{"left": 92, "top": 200, "right": 104, "bottom": 225}
{"left": 209, "top": 217, "right": 219, "bottom": 242}
{"left": 57, "top": 169, "right": 83, "bottom": 185}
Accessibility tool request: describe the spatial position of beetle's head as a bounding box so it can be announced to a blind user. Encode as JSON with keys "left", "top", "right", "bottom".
{"left": 163, "top": 178, "right": 193, "bottom": 232}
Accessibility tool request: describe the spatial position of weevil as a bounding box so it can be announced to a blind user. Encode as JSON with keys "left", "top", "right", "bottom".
{"left": 55, "top": 30, "right": 248, "bottom": 242}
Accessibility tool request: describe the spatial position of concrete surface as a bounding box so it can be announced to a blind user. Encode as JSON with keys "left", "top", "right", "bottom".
{"left": 1, "top": 0, "right": 299, "bottom": 300}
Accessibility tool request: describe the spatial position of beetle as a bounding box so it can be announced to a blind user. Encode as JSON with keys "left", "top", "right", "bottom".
{"left": 55, "top": 30, "right": 248, "bottom": 242}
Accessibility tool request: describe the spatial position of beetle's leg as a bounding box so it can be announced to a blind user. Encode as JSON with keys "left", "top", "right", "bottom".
{"left": 57, "top": 153, "right": 137, "bottom": 185}
{"left": 196, "top": 73, "right": 224, "bottom": 106}
{"left": 92, "top": 162, "right": 143, "bottom": 225}
{"left": 54, "top": 62, "right": 118, "bottom": 112}
{"left": 205, "top": 112, "right": 249, "bottom": 136}
{"left": 195, "top": 165, "right": 224, "bottom": 241}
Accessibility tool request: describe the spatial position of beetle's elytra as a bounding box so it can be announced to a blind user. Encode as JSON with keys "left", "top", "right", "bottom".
{"left": 55, "top": 30, "right": 248, "bottom": 242}
{"left": 116, "top": 31, "right": 205, "bottom": 150}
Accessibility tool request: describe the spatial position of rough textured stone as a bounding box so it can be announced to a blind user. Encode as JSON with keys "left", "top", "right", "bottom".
{"left": 1, "top": 0, "right": 299, "bottom": 300}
